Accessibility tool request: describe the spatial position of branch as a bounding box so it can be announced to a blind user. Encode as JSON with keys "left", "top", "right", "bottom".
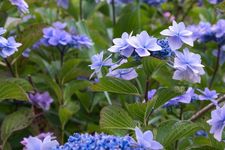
{"left": 189, "top": 94, "right": 225, "bottom": 122}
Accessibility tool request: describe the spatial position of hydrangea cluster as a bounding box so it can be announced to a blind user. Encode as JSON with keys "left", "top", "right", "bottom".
{"left": 208, "top": 0, "right": 223, "bottom": 4}
{"left": 9, "top": 0, "right": 29, "bottom": 14}
{"left": 164, "top": 87, "right": 219, "bottom": 107}
{"left": 0, "top": 27, "right": 22, "bottom": 58}
{"left": 53, "top": 127, "right": 163, "bottom": 150}
{"left": 28, "top": 91, "right": 53, "bottom": 111}
{"left": 41, "top": 22, "right": 93, "bottom": 49}
{"left": 90, "top": 21, "right": 205, "bottom": 83}
{"left": 21, "top": 132, "right": 59, "bottom": 150}
{"left": 187, "top": 19, "right": 225, "bottom": 45}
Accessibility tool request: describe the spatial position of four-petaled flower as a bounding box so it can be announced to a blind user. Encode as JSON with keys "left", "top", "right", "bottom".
{"left": 160, "top": 20, "right": 194, "bottom": 50}
{"left": 173, "top": 48, "right": 205, "bottom": 83}
{"left": 135, "top": 127, "right": 163, "bottom": 150}
{"left": 198, "top": 88, "right": 219, "bottom": 106}
{"left": 127, "top": 31, "right": 162, "bottom": 57}
{"left": 0, "top": 37, "right": 22, "bottom": 58}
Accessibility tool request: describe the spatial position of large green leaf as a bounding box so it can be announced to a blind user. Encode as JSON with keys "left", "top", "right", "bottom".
{"left": 0, "top": 78, "right": 33, "bottom": 91}
{"left": 156, "top": 120, "right": 201, "bottom": 148}
{"left": 142, "top": 57, "right": 165, "bottom": 78}
{"left": 0, "top": 81, "right": 28, "bottom": 101}
{"left": 91, "top": 77, "right": 141, "bottom": 96}
{"left": 1, "top": 109, "right": 34, "bottom": 148}
{"left": 100, "top": 106, "right": 136, "bottom": 131}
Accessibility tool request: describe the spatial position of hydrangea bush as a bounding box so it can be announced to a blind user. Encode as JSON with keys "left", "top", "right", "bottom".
{"left": 0, "top": 0, "right": 225, "bottom": 150}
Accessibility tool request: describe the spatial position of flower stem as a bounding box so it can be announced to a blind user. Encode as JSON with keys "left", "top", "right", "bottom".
{"left": 79, "top": 0, "right": 83, "bottom": 20}
{"left": 4, "top": 58, "right": 15, "bottom": 77}
{"left": 144, "top": 79, "right": 150, "bottom": 102}
{"left": 209, "top": 44, "right": 221, "bottom": 88}
{"left": 112, "top": 0, "right": 116, "bottom": 26}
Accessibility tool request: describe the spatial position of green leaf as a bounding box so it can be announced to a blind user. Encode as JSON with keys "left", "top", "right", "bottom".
{"left": 1, "top": 109, "right": 34, "bottom": 148}
{"left": 59, "top": 101, "right": 80, "bottom": 128}
{"left": 142, "top": 57, "right": 165, "bottom": 78}
{"left": 153, "top": 87, "right": 183, "bottom": 109}
{"left": 91, "top": 77, "right": 141, "bottom": 96}
{"left": 0, "top": 81, "right": 28, "bottom": 101}
{"left": 100, "top": 106, "right": 136, "bottom": 131}
{"left": 0, "top": 78, "right": 33, "bottom": 91}
{"left": 156, "top": 120, "right": 201, "bottom": 148}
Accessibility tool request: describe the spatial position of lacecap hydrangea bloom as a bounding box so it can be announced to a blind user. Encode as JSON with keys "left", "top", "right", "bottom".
{"left": 28, "top": 92, "right": 53, "bottom": 111}
{"left": 53, "top": 127, "right": 163, "bottom": 150}
{"left": 173, "top": 48, "right": 205, "bottom": 83}
{"left": 9, "top": 0, "right": 29, "bottom": 14}
{"left": 207, "top": 104, "right": 225, "bottom": 141}
{"left": 160, "top": 20, "right": 194, "bottom": 50}
{"left": 21, "top": 133, "right": 59, "bottom": 150}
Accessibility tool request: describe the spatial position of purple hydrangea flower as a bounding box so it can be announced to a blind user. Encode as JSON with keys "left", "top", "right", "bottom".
{"left": 198, "top": 88, "right": 219, "bottom": 106}
{"left": 107, "top": 68, "right": 138, "bottom": 80}
{"left": 53, "top": 132, "right": 140, "bottom": 150}
{"left": 211, "top": 19, "right": 225, "bottom": 39}
{"left": 48, "top": 30, "right": 72, "bottom": 46}
{"left": 135, "top": 127, "right": 163, "bottom": 150}
{"left": 173, "top": 48, "right": 205, "bottom": 83}
{"left": 57, "top": 0, "right": 69, "bottom": 9}
{"left": 164, "top": 87, "right": 195, "bottom": 107}
{"left": 89, "top": 52, "right": 113, "bottom": 76}
{"left": 108, "top": 32, "right": 134, "bottom": 57}
{"left": 207, "top": 105, "right": 225, "bottom": 141}
{"left": 9, "top": 0, "right": 29, "bottom": 14}
{"left": 71, "top": 35, "right": 93, "bottom": 48}
{"left": 213, "top": 45, "right": 225, "bottom": 65}
{"left": 147, "top": 89, "right": 157, "bottom": 100}
{"left": 160, "top": 21, "right": 194, "bottom": 50}
{"left": 22, "top": 48, "right": 31, "bottom": 57}
{"left": 28, "top": 92, "right": 53, "bottom": 111}
{"left": 127, "top": 31, "right": 162, "bottom": 57}
{"left": 208, "top": 0, "right": 223, "bottom": 4}
{"left": 0, "top": 27, "right": 6, "bottom": 35}
{"left": 0, "top": 37, "right": 22, "bottom": 58}
{"left": 143, "top": 0, "right": 167, "bottom": 6}
{"left": 106, "top": 0, "right": 134, "bottom": 4}
{"left": 21, "top": 133, "right": 59, "bottom": 150}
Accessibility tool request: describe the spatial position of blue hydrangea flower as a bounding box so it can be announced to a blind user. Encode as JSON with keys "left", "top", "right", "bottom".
{"left": 195, "top": 130, "right": 208, "bottom": 137}
{"left": 127, "top": 31, "right": 162, "bottom": 57}
{"left": 143, "top": 0, "right": 167, "bottom": 6}
{"left": 213, "top": 45, "right": 225, "bottom": 65}
{"left": 53, "top": 132, "right": 143, "bottom": 150}
{"left": 0, "top": 37, "right": 22, "bottom": 58}
{"left": 107, "top": 68, "right": 138, "bottom": 80}
{"left": 211, "top": 19, "right": 225, "bottom": 39}
{"left": 71, "top": 35, "right": 93, "bottom": 48}
{"left": 151, "top": 39, "right": 173, "bottom": 59}
{"left": 89, "top": 52, "right": 113, "bottom": 77}
{"left": 135, "top": 127, "right": 163, "bottom": 150}
{"left": 0, "top": 27, "right": 6, "bottom": 35}
{"left": 48, "top": 30, "right": 72, "bottom": 46}
{"left": 147, "top": 89, "right": 157, "bottom": 100}
{"left": 9, "top": 0, "right": 29, "bottom": 14}
{"left": 207, "top": 105, "right": 225, "bottom": 141}
{"left": 208, "top": 0, "right": 223, "bottom": 4}
{"left": 52, "top": 21, "right": 67, "bottom": 29}
{"left": 108, "top": 32, "right": 134, "bottom": 57}
{"left": 164, "top": 87, "right": 195, "bottom": 107}
{"left": 22, "top": 48, "right": 31, "bottom": 57}
{"left": 173, "top": 48, "right": 205, "bottom": 83}
{"left": 28, "top": 92, "right": 53, "bottom": 111}
{"left": 105, "top": 0, "right": 134, "bottom": 4}
{"left": 160, "top": 21, "right": 194, "bottom": 50}
{"left": 57, "top": 0, "right": 69, "bottom": 9}
{"left": 21, "top": 133, "right": 59, "bottom": 150}
{"left": 198, "top": 88, "right": 219, "bottom": 106}
{"left": 0, "top": 28, "right": 7, "bottom": 48}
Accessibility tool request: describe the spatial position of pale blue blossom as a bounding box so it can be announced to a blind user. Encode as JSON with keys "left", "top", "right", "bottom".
{"left": 173, "top": 48, "right": 205, "bottom": 83}
{"left": 57, "top": 0, "right": 69, "bottom": 9}
{"left": 207, "top": 105, "right": 225, "bottom": 141}
{"left": 107, "top": 68, "right": 138, "bottom": 80}
{"left": 198, "top": 88, "right": 219, "bottom": 106}
{"left": 0, "top": 37, "right": 22, "bottom": 58}
{"left": 127, "top": 31, "right": 162, "bottom": 57}
{"left": 9, "top": 0, "right": 29, "bottom": 14}
{"left": 160, "top": 21, "right": 194, "bottom": 50}
{"left": 135, "top": 127, "right": 163, "bottom": 150}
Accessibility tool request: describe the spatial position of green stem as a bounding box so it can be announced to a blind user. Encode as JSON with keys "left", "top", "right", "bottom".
{"left": 4, "top": 58, "right": 15, "bottom": 77}
{"left": 80, "top": 0, "right": 83, "bottom": 20}
{"left": 209, "top": 44, "right": 221, "bottom": 88}
{"left": 112, "top": 0, "right": 116, "bottom": 26}
{"left": 98, "top": 72, "right": 112, "bottom": 105}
